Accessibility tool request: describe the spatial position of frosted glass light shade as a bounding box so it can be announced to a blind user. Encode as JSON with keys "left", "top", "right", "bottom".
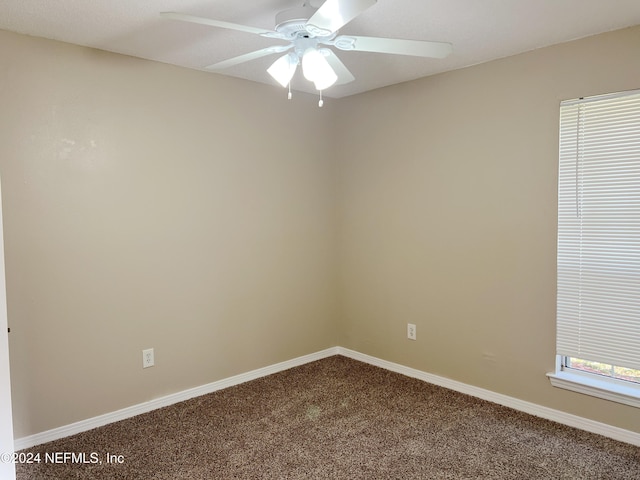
{"left": 267, "top": 53, "right": 298, "bottom": 87}
{"left": 302, "top": 48, "right": 337, "bottom": 91}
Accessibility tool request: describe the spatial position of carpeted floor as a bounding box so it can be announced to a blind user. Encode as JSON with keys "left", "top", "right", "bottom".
{"left": 15, "top": 356, "right": 640, "bottom": 479}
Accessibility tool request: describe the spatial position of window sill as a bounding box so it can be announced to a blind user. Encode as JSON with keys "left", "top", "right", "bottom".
{"left": 547, "top": 370, "right": 640, "bottom": 408}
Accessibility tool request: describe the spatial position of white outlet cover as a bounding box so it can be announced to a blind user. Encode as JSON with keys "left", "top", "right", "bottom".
{"left": 407, "top": 324, "right": 417, "bottom": 340}
{"left": 142, "top": 348, "right": 154, "bottom": 368}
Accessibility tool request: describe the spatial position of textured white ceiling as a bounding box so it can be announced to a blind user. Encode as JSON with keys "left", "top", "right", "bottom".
{"left": 1, "top": 0, "right": 639, "bottom": 98}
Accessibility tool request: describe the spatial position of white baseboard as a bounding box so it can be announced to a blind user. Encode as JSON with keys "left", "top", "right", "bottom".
{"left": 337, "top": 347, "right": 640, "bottom": 447}
{"left": 15, "top": 346, "right": 640, "bottom": 449}
{"left": 14, "top": 347, "right": 339, "bottom": 450}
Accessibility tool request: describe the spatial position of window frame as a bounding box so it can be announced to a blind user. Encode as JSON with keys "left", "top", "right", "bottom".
{"left": 548, "top": 355, "right": 640, "bottom": 408}
{"left": 549, "top": 88, "right": 640, "bottom": 408}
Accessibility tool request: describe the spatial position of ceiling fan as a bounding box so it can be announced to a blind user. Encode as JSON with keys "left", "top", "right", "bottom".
{"left": 161, "top": 0, "right": 452, "bottom": 105}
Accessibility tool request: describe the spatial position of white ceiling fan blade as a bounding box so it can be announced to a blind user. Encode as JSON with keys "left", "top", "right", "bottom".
{"left": 323, "top": 50, "right": 355, "bottom": 85}
{"left": 333, "top": 35, "right": 453, "bottom": 58}
{"left": 305, "top": 0, "right": 377, "bottom": 37}
{"left": 205, "top": 45, "right": 292, "bottom": 70}
{"left": 160, "top": 12, "right": 278, "bottom": 37}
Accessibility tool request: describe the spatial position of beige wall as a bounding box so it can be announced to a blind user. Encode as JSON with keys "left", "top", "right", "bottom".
{"left": 334, "top": 25, "right": 640, "bottom": 433}
{"left": 2, "top": 24, "right": 639, "bottom": 440}
{"left": 0, "top": 30, "right": 338, "bottom": 438}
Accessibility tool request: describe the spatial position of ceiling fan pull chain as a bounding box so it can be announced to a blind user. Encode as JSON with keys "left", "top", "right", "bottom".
{"left": 318, "top": 90, "right": 324, "bottom": 107}
{"left": 288, "top": 82, "right": 292, "bottom": 100}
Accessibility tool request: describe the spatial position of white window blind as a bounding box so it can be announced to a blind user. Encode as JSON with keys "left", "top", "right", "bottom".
{"left": 557, "top": 89, "right": 640, "bottom": 371}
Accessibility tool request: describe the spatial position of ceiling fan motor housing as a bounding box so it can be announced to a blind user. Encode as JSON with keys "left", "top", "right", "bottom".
{"left": 275, "top": 7, "right": 332, "bottom": 40}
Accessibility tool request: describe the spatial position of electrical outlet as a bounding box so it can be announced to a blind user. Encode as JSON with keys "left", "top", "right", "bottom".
{"left": 407, "top": 323, "right": 416, "bottom": 341}
{"left": 142, "top": 348, "right": 154, "bottom": 368}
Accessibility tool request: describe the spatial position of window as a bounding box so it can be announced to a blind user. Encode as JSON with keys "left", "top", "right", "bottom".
{"left": 548, "top": 89, "right": 640, "bottom": 407}
{"left": 564, "top": 357, "right": 640, "bottom": 384}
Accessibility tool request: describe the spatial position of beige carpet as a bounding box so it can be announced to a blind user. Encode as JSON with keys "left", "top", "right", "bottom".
{"left": 16, "top": 356, "right": 640, "bottom": 479}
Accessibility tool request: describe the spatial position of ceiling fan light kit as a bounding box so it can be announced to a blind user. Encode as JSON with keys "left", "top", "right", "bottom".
{"left": 161, "top": 0, "right": 452, "bottom": 107}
